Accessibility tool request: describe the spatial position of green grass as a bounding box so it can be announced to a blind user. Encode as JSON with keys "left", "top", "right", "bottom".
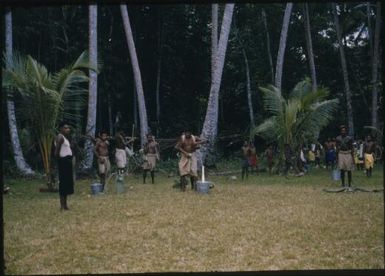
{"left": 3, "top": 165, "right": 384, "bottom": 274}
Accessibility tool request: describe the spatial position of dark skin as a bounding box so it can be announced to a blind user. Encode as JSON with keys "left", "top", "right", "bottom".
{"left": 364, "top": 136, "right": 376, "bottom": 154}
{"left": 364, "top": 136, "right": 376, "bottom": 177}
{"left": 94, "top": 133, "right": 109, "bottom": 160}
{"left": 55, "top": 124, "right": 71, "bottom": 158}
{"left": 143, "top": 135, "right": 160, "bottom": 184}
{"left": 336, "top": 127, "right": 354, "bottom": 187}
{"left": 94, "top": 133, "right": 109, "bottom": 188}
{"left": 175, "top": 132, "right": 206, "bottom": 191}
{"left": 241, "top": 141, "right": 250, "bottom": 180}
{"left": 55, "top": 124, "right": 71, "bottom": 210}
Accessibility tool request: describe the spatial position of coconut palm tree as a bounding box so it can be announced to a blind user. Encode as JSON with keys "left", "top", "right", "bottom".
{"left": 3, "top": 51, "right": 96, "bottom": 189}
{"left": 5, "top": 7, "right": 35, "bottom": 175}
{"left": 252, "top": 78, "right": 339, "bottom": 171}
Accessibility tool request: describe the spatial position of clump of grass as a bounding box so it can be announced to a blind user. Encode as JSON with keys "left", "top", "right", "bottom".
{"left": 3, "top": 166, "right": 384, "bottom": 274}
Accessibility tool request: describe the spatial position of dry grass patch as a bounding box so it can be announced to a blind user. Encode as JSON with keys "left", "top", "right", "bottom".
{"left": 4, "top": 167, "right": 384, "bottom": 274}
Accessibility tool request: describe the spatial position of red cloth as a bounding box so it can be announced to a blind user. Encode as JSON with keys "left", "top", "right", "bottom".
{"left": 248, "top": 155, "right": 258, "bottom": 167}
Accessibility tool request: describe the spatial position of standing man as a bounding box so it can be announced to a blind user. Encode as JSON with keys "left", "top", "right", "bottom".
{"left": 142, "top": 134, "right": 160, "bottom": 184}
{"left": 94, "top": 130, "right": 110, "bottom": 192}
{"left": 364, "top": 135, "right": 376, "bottom": 177}
{"left": 55, "top": 122, "right": 74, "bottom": 211}
{"left": 248, "top": 142, "right": 258, "bottom": 174}
{"left": 241, "top": 141, "right": 251, "bottom": 180}
{"left": 336, "top": 125, "right": 354, "bottom": 187}
{"left": 175, "top": 130, "right": 205, "bottom": 191}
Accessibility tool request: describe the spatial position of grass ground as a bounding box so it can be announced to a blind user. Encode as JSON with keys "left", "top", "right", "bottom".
{"left": 3, "top": 164, "right": 384, "bottom": 274}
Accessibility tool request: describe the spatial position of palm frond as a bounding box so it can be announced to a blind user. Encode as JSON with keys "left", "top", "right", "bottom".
{"left": 251, "top": 117, "right": 279, "bottom": 141}
{"left": 259, "top": 85, "right": 284, "bottom": 116}
{"left": 294, "top": 99, "right": 339, "bottom": 139}
{"left": 72, "top": 50, "right": 101, "bottom": 73}
{"left": 299, "top": 86, "right": 330, "bottom": 111}
{"left": 290, "top": 77, "right": 312, "bottom": 99}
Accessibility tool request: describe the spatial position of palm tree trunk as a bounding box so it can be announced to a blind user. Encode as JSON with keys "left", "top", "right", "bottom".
{"left": 198, "top": 4, "right": 235, "bottom": 164}
{"left": 5, "top": 7, "right": 35, "bottom": 175}
{"left": 241, "top": 47, "right": 255, "bottom": 128}
{"left": 371, "top": 1, "right": 381, "bottom": 128}
{"left": 133, "top": 83, "right": 138, "bottom": 131}
{"left": 367, "top": 2, "right": 374, "bottom": 64}
{"left": 332, "top": 3, "right": 355, "bottom": 137}
{"left": 212, "top": 4, "right": 218, "bottom": 80}
{"left": 261, "top": 8, "right": 274, "bottom": 84}
{"left": 275, "top": 3, "right": 293, "bottom": 92}
{"left": 108, "top": 94, "right": 113, "bottom": 135}
{"left": 275, "top": 3, "right": 293, "bottom": 90}
{"left": 82, "top": 4, "right": 98, "bottom": 170}
{"left": 303, "top": 3, "right": 317, "bottom": 92}
{"left": 155, "top": 12, "right": 164, "bottom": 135}
{"left": 120, "top": 5, "right": 149, "bottom": 147}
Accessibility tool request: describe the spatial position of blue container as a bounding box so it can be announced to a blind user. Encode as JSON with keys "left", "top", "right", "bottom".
{"left": 90, "top": 183, "right": 103, "bottom": 195}
{"left": 331, "top": 169, "right": 341, "bottom": 181}
{"left": 196, "top": 181, "right": 211, "bottom": 194}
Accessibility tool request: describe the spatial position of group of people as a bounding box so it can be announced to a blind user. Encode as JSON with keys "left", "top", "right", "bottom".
{"left": 51, "top": 121, "right": 381, "bottom": 210}
{"left": 54, "top": 122, "right": 209, "bottom": 210}
{"left": 241, "top": 125, "right": 378, "bottom": 188}
{"left": 240, "top": 141, "right": 259, "bottom": 180}
{"left": 94, "top": 130, "right": 160, "bottom": 190}
{"left": 54, "top": 122, "right": 163, "bottom": 210}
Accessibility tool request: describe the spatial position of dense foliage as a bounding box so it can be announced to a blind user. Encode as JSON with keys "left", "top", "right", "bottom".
{"left": 2, "top": 3, "right": 383, "bottom": 172}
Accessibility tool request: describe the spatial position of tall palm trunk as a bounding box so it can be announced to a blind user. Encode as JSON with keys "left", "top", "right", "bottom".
{"left": 211, "top": 4, "right": 218, "bottom": 80}
{"left": 155, "top": 11, "right": 164, "bottom": 135}
{"left": 242, "top": 47, "right": 255, "bottom": 128}
{"left": 120, "top": 5, "right": 149, "bottom": 147}
{"left": 82, "top": 4, "right": 98, "bottom": 170}
{"left": 235, "top": 26, "right": 255, "bottom": 128}
{"left": 303, "top": 3, "right": 317, "bottom": 92}
{"left": 198, "top": 4, "right": 235, "bottom": 164}
{"left": 5, "top": 7, "right": 34, "bottom": 175}
{"left": 275, "top": 3, "right": 293, "bottom": 92}
{"left": 371, "top": 2, "right": 381, "bottom": 128}
{"left": 367, "top": 2, "right": 374, "bottom": 64}
{"left": 108, "top": 94, "right": 113, "bottom": 135}
{"left": 261, "top": 8, "right": 274, "bottom": 84}
{"left": 332, "top": 3, "right": 354, "bottom": 137}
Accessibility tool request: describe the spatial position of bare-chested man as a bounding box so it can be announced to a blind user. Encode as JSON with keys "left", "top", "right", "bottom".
{"left": 364, "top": 135, "right": 376, "bottom": 177}
{"left": 336, "top": 125, "right": 354, "bottom": 187}
{"left": 142, "top": 134, "right": 160, "bottom": 184}
{"left": 175, "top": 130, "right": 206, "bottom": 191}
{"left": 94, "top": 130, "right": 110, "bottom": 192}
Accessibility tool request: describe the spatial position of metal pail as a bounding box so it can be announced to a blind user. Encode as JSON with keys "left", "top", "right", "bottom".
{"left": 91, "top": 183, "right": 103, "bottom": 195}
{"left": 196, "top": 181, "right": 211, "bottom": 194}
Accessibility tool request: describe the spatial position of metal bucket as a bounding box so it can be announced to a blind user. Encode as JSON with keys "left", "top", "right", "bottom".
{"left": 90, "top": 183, "right": 103, "bottom": 195}
{"left": 331, "top": 169, "right": 341, "bottom": 181}
{"left": 196, "top": 181, "right": 211, "bottom": 194}
{"left": 115, "top": 174, "right": 125, "bottom": 193}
